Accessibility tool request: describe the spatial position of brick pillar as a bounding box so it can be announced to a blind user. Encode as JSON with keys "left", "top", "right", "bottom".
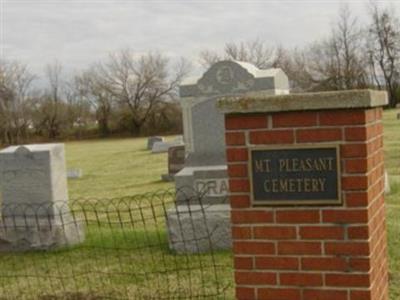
{"left": 219, "top": 90, "right": 389, "bottom": 300}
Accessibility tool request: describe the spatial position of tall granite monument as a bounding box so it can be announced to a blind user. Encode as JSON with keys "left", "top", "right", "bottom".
{"left": 168, "top": 61, "right": 289, "bottom": 252}
{"left": 175, "top": 60, "right": 289, "bottom": 203}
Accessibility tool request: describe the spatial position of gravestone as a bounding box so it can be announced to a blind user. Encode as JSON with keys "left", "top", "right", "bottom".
{"left": 147, "top": 136, "right": 164, "bottom": 150}
{"left": 67, "top": 168, "right": 83, "bottom": 179}
{"left": 152, "top": 140, "right": 184, "bottom": 154}
{"left": 161, "top": 145, "right": 185, "bottom": 182}
{"left": 0, "top": 144, "right": 84, "bottom": 251}
{"left": 385, "top": 171, "right": 391, "bottom": 194}
{"left": 168, "top": 60, "right": 289, "bottom": 253}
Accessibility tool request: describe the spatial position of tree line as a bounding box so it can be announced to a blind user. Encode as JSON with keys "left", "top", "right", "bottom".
{"left": 0, "top": 3, "right": 399, "bottom": 146}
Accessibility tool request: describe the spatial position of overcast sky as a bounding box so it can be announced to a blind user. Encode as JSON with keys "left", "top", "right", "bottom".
{"left": 1, "top": 0, "right": 400, "bottom": 83}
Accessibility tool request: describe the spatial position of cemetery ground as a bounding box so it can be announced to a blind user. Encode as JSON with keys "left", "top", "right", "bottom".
{"left": 0, "top": 110, "right": 399, "bottom": 299}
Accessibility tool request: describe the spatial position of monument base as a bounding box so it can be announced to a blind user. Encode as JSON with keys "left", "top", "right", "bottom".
{"left": 166, "top": 204, "right": 231, "bottom": 254}
{"left": 175, "top": 165, "right": 228, "bottom": 204}
{"left": 0, "top": 215, "right": 85, "bottom": 252}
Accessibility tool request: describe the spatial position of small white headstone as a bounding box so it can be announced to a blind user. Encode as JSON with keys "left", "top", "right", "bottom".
{"left": 67, "top": 168, "right": 83, "bottom": 179}
{"left": 152, "top": 141, "right": 184, "bottom": 154}
{"left": 385, "top": 171, "right": 391, "bottom": 194}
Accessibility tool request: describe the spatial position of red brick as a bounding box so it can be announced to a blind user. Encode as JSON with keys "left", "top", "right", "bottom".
{"left": 226, "top": 114, "right": 268, "bottom": 130}
{"left": 258, "top": 288, "right": 301, "bottom": 300}
{"left": 276, "top": 210, "right": 320, "bottom": 223}
{"left": 345, "top": 126, "right": 374, "bottom": 141}
{"left": 349, "top": 258, "right": 371, "bottom": 272}
{"left": 272, "top": 111, "right": 317, "bottom": 128}
{"left": 232, "top": 226, "right": 252, "bottom": 239}
{"left": 300, "top": 226, "right": 344, "bottom": 240}
{"left": 302, "top": 257, "right": 348, "bottom": 271}
{"left": 341, "top": 143, "right": 368, "bottom": 158}
{"left": 297, "top": 128, "right": 342, "bottom": 142}
{"left": 342, "top": 176, "right": 369, "bottom": 190}
{"left": 235, "top": 271, "right": 276, "bottom": 285}
{"left": 350, "top": 290, "right": 372, "bottom": 300}
{"left": 234, "top": 241, "right": 275, "bottom": 255}
{"left": 231, "top": 210, "right": 273, "bottom": 224}
{"left": 280, "top": 272, "right": 322, "bottom": 286}
{"left": 325, "top": 274, "right": 370, "bottom": 287}
{"left": 226, "top": 148, "right": 248, "bottom": 162}
{"left": 250, "top": 130, "right": 294, "bottom": 144}
{"left": 230, "top": 195, "right": 251, "bottom": 208}
{"left": 366, "top": 109, "right": 377, "bottom": 123}
{"left": 225, "top": 132, "right": 246, "bottom": 145}
{"left": 344, "top": 158, "right": 370, "bottom": 173}
{"left": 236, "top": 287, "right": 255, "bottom": 300}
{"left": 303, "top": 289, "right": 348, "bottom": 300}
{"left": 255, "top": 256, "right": 298, "bottom": 270}
{"left": 348, "top": 226, "right": 369, "bottom": 239}
{"left": 346, "top": 192, "right": 369, "bottom": 207}
{"left": 323, "top": 209, "right": 368, "bottom": 224}
{"left": 228, "top": 164, "right": 248, "bottom": 178}
{"left": 320, "top": 109, "right": 367, "bottom": 125}
{"left": 325, "top": 242, "right": 370, "bottom": 255}
{"left": 234, "top": 256, "right": 253, "bottom": 270}
{"left": 278, "top": 242, "right": 321, "bottom": 255}
{"left": 229, "top": 179, "right": 250, "bottom": 192}
{"left": 254, "top": 226, "right": 297, "bottom": 239}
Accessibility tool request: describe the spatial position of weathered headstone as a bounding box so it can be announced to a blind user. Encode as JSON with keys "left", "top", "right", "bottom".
{"left": 0, "top": 144, "right": 84, "bottom": 251}
{"left": 161, "top": 145, "right": 185, "bottom": 182}
{"left": 175, "top": 61, "right": 289, "bottom": 203}
{"left": 152, "top": 140, "right": 184, "bottom": 154}
{"left": 147, "top": 136, "right": 164, "bottom": 150}
{"left": 67, "top": 168, "right": 83, "bottom": 179}
{"left": 385, "top": 171, "right": 391, "bottom": 194}
{"left": 168, "top": 60, "right": 289, "bottom": 253}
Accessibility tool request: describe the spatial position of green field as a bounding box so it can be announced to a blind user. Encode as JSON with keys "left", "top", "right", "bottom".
{"left": 0, "top": 109, "right": 399, "bottom": 299}
{"left": 382, "top": 110, "right": 400, "bottom": 299}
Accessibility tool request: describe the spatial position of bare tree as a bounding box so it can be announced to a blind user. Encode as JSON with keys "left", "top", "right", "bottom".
{"left": 95, "top": 49, "right": 190, "bottom": 135}
{"left": 74, "top": 68, "right": 115, "bottom": 136}
{"left": 367, "top": 3, "right": 400, "bottom": 107}
{"left": 0, "top": 59, "right": 35, "bottom": 144}
{"left": 306, "top": 5, "right": 369, "bottom": 91}
{"left": 273, "top": 46, "right": 315, "bottom": 92}
{"left": 31, "top": 61, "right": 69, "bottom": 139}
{"left": 199, "top": 39, "right": 276, "bottom": 69}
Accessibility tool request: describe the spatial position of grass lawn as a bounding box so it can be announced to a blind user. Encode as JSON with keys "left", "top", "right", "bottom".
{"left": 382, "top": 109, "right": 400, "bottom": 299}
{"left": 0, "top": 109, "right": 399, "bottom": 299}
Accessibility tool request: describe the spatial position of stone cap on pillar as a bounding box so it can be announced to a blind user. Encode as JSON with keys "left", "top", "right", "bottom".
{"left": 217, "top": 89, "right": 388, "bottom": 113}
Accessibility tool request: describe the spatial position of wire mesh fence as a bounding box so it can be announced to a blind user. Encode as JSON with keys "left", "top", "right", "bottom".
{"left": 0, "top": 189, "right": 233, "bottom": 299}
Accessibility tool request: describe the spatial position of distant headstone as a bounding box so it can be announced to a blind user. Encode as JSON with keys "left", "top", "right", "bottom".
{"left": 147, "top": 136, "right": 164, "bottom": 150}
{"left": 161, "top": 146, "right": 185, "bottom": 182}
{"left": 385, "top": 171, "right": 391, "bottom": 194}
{"left": 152, "top": 140, "right": 184, "bottom": 154}
{"left": 67, "top": 168, "right": 83, "bottom": 179}
{"left": 168, "top": 60, "right": 290, "bottom": 253}
{"left": 0, "top": 144, "right": 84, "bottom": 251}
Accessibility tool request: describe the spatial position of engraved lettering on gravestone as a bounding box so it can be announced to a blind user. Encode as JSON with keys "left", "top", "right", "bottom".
{"left": 250, "top": 146, "right": 341, "bottom": 205}
{"left": 194, "top": 178, "right": 229, "bottom": 197}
